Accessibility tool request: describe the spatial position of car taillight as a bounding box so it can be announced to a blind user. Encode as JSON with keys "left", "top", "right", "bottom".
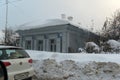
{"left": 3, "top": 62, "right": 11, "bottom": 67}
{"left": 28, "top": 59, "right": 32, "bottom": 63}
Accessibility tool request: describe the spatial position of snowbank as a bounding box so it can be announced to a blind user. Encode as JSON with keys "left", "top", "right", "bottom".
{"left": 26, "top": 50, "right": 120, "bottom": 80}
{"left": 33, "top": 59, "right": 120, "bottom": 80}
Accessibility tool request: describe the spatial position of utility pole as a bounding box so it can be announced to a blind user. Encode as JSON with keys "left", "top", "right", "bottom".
{"left": 5, "top": 0, "right": 8, "bottom": 45}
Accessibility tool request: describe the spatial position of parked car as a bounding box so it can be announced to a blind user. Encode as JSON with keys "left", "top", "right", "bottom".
{"left": 0, "top": 46, "right": 34, "bottom": 80}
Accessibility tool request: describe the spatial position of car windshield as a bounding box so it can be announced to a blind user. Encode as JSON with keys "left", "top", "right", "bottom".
{"left": 0, "top": 48, "right": 30, "bottom": 60}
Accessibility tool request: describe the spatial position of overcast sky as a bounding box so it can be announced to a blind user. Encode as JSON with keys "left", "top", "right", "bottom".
{"left": 0, "top": 0, "right": 120, "bottom": 31}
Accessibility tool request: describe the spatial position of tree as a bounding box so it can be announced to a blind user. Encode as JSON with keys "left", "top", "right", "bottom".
{"left": 3, "top": 27, "right": 20, "bottom": 46}
{"left": 102, "top": 10, "right": 120, "bottom": 40}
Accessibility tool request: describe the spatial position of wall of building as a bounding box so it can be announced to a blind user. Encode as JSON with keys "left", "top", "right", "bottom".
{"left": 20, "top": 32, "right": 68, "bottom": 53}
{"left": 66, "top": 24, "right": 89, "bottom": 53}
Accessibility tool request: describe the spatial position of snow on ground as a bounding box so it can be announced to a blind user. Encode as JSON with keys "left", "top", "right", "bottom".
{"left": 27, "top": 50, "right": 120, "bottom": 63}
{"left": 26, "top": 50, "right": 120, "bottom": 80}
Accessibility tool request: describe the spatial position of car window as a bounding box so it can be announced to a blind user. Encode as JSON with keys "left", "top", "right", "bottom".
{"left": 0, "top": 48, "right": 29, "bottom": 60}
{"left": 0, "top": 51, "right": 2, "bottom": 56}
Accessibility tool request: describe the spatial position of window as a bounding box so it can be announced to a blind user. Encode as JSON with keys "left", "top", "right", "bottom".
{"left": 50, "top": 39, "right": 56, "bottom": 52}
{"left": 37, "top": 40, "right": 43, "bottom": 51}
{"left": 0, "top": 51, "right": 2, "bottom": 56}
{"left": 25, "top": 40, "right": 31, "bottom": 50}
{"left": 0, "top": 48, "right": 29, "bottom": 60}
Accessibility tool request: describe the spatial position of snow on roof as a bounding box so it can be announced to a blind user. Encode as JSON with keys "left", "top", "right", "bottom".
{"left": 43, "top": 19, "right": 69, "bottom": 26}
{"left": 16, "top": 19, "right": 89, "bottom": 31}
{"left": 17, "top": 19, "right": 70, "bottom": 30}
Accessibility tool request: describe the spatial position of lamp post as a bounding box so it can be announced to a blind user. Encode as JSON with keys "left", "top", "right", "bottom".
{"left": 5, "top": 0, "right": 8, "bottom": 45}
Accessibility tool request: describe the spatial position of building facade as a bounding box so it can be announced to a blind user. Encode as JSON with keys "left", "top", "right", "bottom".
{"left": 17, "top": 21, "right": 97, "bottom": 53}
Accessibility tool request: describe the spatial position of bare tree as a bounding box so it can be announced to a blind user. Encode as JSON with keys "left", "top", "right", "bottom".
{"left": 3, "top": 27, "right": 20, "bottom": 46}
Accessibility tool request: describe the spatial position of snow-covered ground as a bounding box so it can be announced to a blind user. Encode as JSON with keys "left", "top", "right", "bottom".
{"left": 27, "top": 50, "right": 120, "bottom": 80}
{"left": 27, "top": 50, "right": 120, "bottom": 63}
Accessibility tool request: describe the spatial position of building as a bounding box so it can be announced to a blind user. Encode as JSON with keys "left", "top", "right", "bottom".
{"left": 17, "top": 19, "right": 98, "bottom": 53}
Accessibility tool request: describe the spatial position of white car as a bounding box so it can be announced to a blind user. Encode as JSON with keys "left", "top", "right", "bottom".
{"left": 0, "top": 46, "right": 34, "bottom": 80}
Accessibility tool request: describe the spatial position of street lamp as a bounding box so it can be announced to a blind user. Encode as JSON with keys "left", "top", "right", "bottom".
{"left": 5, "top": 0, "right": 8, "bottom": 45}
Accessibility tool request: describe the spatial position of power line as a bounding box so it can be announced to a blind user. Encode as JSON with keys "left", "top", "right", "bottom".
{"left": 0, "top": 0, "right": 23, "bottom": 7}
{"left": 9, "top": 0, "right": 22, "bottom": 3}
{"left": 1, "top": 0, "right": 30, "bottom": 16}
{"left": 8, "top": 1, "right": 26, "bottom": 15}
{"left": 1, "top": 0, "right": 33, "bottom": 30}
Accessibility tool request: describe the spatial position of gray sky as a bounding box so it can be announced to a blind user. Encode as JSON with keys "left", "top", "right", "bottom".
{"left": 0, "top": 0, "right": 120, "bottom": 31}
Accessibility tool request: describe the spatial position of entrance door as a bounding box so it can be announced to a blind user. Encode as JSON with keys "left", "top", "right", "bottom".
{"left": 37, "top": 40, "right": 43, "bottom": 51}
{"left": 50, "top": 39, "right": 56, "bottom": 52}
{"left": 25, "top": 40, "right": 31, "bottom": 50}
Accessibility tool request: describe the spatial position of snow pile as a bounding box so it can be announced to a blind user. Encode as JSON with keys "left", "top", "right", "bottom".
{"left": 27, "top": 50, "right": 120, "bottom": 80}
{"left": 33, "top": 59, "right": 120, "bottom": 80}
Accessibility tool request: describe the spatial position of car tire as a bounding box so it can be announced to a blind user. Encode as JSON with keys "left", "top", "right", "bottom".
{"left": 23, "top": 77, "right": 32, "bottom": 80}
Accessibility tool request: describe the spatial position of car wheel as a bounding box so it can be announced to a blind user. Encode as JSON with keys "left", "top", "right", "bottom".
{"left": 23, "top": 77, "right": 32, "bottom": 80}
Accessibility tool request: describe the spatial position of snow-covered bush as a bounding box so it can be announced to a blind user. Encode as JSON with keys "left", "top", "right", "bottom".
{"left": 85, "top": 42, "right": 100, "bottom": 53}
{"left": 78, "top": 48, "right": 85, "bottom": 53}
{"left": 103, "top": 40, "right": 120, "bottom": 52}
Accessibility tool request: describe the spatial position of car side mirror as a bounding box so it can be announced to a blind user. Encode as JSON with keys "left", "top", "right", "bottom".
{"left": 0, "top": 61, "right": 8, "bottom": 80}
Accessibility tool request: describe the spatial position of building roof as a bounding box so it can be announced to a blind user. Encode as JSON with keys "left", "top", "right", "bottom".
{"left": 16, "top": 19, "right": 89, "bottom": 32}
{"left": 17, "top": 19, "right": 70, "bottom": 30}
